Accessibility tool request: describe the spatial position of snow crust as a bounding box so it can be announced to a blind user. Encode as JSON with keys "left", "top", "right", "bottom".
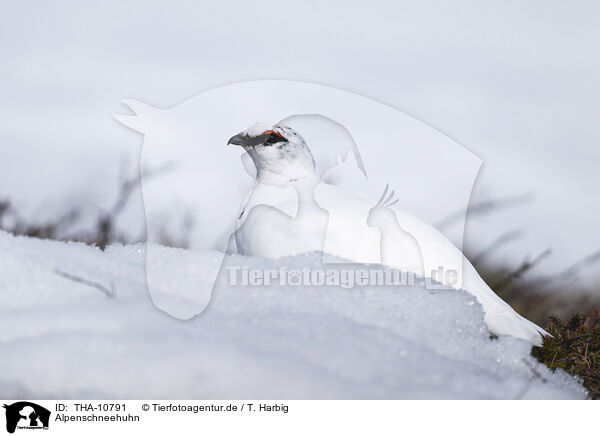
{"left": 0, "top": 231, "right": 586, "bottom": 399}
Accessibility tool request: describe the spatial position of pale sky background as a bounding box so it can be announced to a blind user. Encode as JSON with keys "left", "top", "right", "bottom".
{"left": 1, "top": 1, "right": 598, "bottom": 281}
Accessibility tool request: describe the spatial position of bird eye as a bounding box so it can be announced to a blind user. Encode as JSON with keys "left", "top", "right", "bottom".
{"left": 263, "top": 130, "right": 287, "bottom": 144}
{"left": 266, "top": 133, "right": 282, "bottom": 144}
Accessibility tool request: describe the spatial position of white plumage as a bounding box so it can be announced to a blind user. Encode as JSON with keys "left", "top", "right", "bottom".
{"left": 229, "top": 122, "right": 547, "bottom": 345}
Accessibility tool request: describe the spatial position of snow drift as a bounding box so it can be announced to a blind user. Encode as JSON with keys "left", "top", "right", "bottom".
{"left": 0, "top": 231, "right": 586, "bottom": 399}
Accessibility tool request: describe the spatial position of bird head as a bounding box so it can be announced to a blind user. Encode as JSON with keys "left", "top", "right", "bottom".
{"left": 367, "top": 184, "right": 399, "bottom": 228}
{"left": 228, "top": 122, "right": 317, "bottom": 187}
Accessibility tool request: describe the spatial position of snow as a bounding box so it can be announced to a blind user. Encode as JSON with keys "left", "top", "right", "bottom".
{"left": 0, "top": 230, "right": 586, "bottom": 399}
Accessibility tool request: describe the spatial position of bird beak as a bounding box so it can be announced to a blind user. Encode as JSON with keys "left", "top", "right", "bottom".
{"left": 228, "top": 134, "right": 249, "bottom": 147}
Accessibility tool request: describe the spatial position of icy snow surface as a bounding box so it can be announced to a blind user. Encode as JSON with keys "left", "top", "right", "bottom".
{"left": 0, "top": 231, "right": 586, "bottom": 399}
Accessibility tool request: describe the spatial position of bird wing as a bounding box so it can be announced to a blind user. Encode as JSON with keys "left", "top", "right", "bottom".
{"left": 316, "top": 183, "right": 546, "bottom": 344}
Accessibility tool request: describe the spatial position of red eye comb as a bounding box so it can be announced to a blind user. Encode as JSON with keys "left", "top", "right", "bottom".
{"left": 263, "top": 130, "right": 283, "bottom": 137}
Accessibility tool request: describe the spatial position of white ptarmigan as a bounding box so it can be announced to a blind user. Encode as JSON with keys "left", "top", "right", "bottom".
{"left": 228, "top": 122, "right": 547, "bottom": 345}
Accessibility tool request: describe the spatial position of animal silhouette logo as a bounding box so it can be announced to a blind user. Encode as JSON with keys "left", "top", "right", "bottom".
{"left": 367, "top": 184, "right": 424, "bottom": 278}
{"left": 3, "top": 402, "right": 50, "bottom": 434}
{"left": 115, "top": 80, "right": 481, "bottom": 319}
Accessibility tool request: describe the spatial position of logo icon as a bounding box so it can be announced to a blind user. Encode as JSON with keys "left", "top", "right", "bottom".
{"left": 3, "top": 402, "right": 50, "bottom": 434}
{"left": 115, "top": 80, "right": 481, "bottom": 319}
